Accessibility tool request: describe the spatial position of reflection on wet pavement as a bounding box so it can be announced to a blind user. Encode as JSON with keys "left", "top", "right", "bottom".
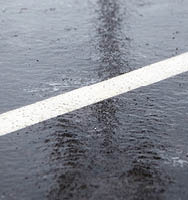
{"left": 46, "top": 0, "right": 172, "bottom": 199}
{"left": 1, "top": 0, "right": 188, "bottom": 199}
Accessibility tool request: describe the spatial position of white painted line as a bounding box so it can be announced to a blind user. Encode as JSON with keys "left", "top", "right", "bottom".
{"left": 0, "top": 53, "right": 188, "bottom": 136}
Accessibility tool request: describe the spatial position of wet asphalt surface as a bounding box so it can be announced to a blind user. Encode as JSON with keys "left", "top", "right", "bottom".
{"left": 1, "top": 0, "right": 188, "bottom": 199}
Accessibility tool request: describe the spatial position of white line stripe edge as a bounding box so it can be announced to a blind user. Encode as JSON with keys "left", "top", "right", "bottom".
{"left": 0, "top": 53, "right": 188, "bottom": 136}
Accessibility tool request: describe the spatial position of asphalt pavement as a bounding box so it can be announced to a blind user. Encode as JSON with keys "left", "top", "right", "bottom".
{"left": 0, "top": 0, "right": 188, "bottom": 199}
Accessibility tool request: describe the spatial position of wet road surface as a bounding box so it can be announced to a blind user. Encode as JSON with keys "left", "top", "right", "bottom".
{"left": 1, "top": 0, "right": 188, "bottom": 199}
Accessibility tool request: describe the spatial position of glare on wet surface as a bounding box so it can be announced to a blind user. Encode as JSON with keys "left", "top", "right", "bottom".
{"left": 1, "top": 0, "right": 188, "bottom": 200}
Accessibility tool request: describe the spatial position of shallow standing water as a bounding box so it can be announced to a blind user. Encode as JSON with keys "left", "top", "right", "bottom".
{"left": 0, "top": 0, "right": 188, "bottom": 199}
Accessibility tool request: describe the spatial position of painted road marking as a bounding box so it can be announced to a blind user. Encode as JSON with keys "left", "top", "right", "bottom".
{"left": 0, "top": 53, "right": 188, "bottom": 136}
